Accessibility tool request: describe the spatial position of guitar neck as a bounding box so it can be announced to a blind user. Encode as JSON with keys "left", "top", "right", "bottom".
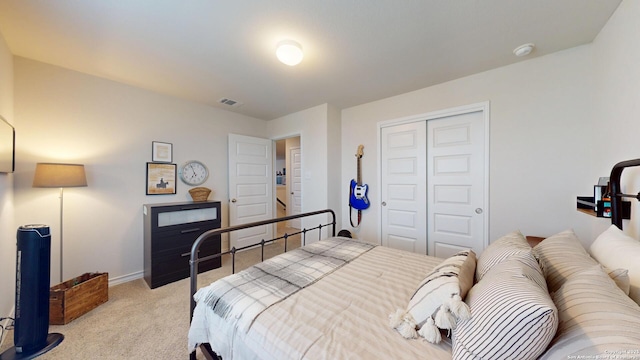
{"left": 355, "top": 145, "right": 364, "bottom": 186}
{"left": 357, "top": 156, "right": 362, "bottom": 185}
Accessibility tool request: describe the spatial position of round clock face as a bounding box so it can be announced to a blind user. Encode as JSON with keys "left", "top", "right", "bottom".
{"left": 179, "top": 160, "right": 209, "bottom": 186}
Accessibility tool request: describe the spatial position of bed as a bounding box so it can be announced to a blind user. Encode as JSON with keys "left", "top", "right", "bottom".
{"left": 188, "top": 159, "right": 640, "bottom": 360}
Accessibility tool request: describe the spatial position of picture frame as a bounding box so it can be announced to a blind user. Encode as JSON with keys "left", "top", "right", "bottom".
{"left": 152, "top": 141, "right": 173, "bottom": 163}
{"left": 146, "top": 162, "right": 177, "bottom": 195}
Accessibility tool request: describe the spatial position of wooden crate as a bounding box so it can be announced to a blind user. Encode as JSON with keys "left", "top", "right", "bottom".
{"left": 49, "top": 272, "right": 109, "bottom": 325}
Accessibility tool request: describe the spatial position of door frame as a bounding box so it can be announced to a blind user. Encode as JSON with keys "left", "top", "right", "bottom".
{"left": 376, "top": 101, "right": 490, "bottom": 251}
{"left": 271, "top": 134, "right": 303, "bottom": 233}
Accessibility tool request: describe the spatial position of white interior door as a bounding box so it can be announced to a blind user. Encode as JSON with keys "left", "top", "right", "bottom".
{"left": 287, "top": 147, "right": 302, "bottom": 228}
{"left": 427, "top": 110, "right": 486, "bottom": 258}
{"left": 380, "top": 121, "right": 427, "bottom": 254}
{"left": 228, "top": 134, "right": 273, "bottom": 249}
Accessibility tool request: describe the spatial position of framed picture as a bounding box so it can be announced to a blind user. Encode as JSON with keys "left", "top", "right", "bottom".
{"left": 146, "top": 163, "right": 177, "bottom": 195}
{"left": 152, "top": 141, "right": 173, "bottom": 163}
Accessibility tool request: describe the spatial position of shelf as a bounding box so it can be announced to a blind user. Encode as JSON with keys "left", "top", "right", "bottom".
{"left": 577, "top": 208, "right": 596, "bottom": 216}
{"left": 576, "top": 196, "right": 630, "bottom": 219}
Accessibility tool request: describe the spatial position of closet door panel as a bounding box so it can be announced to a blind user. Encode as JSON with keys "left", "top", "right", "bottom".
{"left": 380, "top": 122, "right": 427, "bottom": 254}
{"left": 427, "top": 111, "right": 486, "bottom": 257}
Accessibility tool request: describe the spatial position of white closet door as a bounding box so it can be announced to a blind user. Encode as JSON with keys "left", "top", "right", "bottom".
{"left": 427, "top": 110, "right": 486, "bottom": 258}
{"left": 381, "top": 121, "right": 427, "bottom": 254}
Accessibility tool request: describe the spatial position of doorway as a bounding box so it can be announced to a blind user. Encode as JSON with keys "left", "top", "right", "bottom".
{"left": 275, "top": 136, "right": 301, "bottom": 237}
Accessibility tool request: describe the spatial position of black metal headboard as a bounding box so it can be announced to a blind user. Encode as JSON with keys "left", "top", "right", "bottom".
{"left": 610, "top": 158, "right": 640, "bottom": 229}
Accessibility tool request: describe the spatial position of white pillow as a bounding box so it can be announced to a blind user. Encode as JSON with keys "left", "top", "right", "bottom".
{"left": 475, "top": 230, "right": 531, "bottom": 281}
{"left": 453, "top": 257, "right": 558, "bottom": 360}
{"left": 606, "top": 267, "right": 631, "bottom": 295}
{"left": 590, "top": 225, "right": 640, "bottom": 305}
{"left": 390, "top": 249, "right": 476, "bottom": 343}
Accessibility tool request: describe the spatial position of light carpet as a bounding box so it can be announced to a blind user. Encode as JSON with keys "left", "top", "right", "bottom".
{"left": 0, "top": 233, "right": 301, "bottom": 360}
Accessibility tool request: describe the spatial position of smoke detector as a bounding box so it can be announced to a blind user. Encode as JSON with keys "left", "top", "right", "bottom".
{"left": 513, "top": 43, "right": 535, "bottom": 57}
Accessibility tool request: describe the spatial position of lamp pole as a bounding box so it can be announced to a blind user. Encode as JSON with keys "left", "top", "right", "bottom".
{"left": 59, "top": 187, "right": 64, "bottom": 283}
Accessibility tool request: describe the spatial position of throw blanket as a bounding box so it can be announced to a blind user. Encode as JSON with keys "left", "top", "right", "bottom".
{"left": 195, "top": 237, "right": 375, "bottom": 333}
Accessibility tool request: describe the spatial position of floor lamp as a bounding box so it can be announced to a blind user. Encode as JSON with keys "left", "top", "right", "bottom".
{"left": 33, "top": 163, "right": 87, "bottom": 283}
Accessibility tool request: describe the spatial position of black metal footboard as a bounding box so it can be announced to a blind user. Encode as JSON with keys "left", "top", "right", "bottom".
{"left": 188, "top": 209, "right": 336, "bottom": 360}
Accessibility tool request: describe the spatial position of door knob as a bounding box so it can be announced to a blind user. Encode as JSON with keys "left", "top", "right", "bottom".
{"left": 475, "top": 208, "right": 483, "bottom": 214}
{"left": 291, "top": 192, "right": 294, "bottom": 195}
{"left": 381, "top": 201, "right": 387, "bottom": 206}
{"left": 231, "top": 198, "right": 237, "bottom": 203}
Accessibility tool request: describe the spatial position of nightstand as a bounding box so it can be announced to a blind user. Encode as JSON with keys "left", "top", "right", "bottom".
{"left": 526, "top": 236, "right": 545, "bottom": 247}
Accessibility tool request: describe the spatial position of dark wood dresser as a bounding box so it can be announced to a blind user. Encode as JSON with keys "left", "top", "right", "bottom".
{"left": 143, "top": 201, "right": 221, "bottom": 289}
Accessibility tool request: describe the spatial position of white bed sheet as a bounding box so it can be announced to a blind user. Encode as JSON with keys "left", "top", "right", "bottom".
{"left": 189, "top": 241, "right": 452, "bottom": 359}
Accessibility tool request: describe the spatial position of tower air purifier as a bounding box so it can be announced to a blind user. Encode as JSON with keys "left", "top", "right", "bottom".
{"left": 0, "top": 225, "right": 63, "bottom": 360}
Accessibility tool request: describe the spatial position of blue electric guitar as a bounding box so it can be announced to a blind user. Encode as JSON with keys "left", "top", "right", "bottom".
{"left": 349, "top": 145, "right": 370, "bottom": 210}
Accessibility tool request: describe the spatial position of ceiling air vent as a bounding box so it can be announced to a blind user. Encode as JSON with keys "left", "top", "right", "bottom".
{"left": 218, "top": 98, "right": 243, "bottom": 107}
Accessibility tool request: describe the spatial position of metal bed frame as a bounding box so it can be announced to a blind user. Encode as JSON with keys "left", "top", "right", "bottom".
{"left": 610, "top": 158, "right": 640, "bottom": 230}
{"left": 188, "top": 209, "right": 336, "bottom": 360}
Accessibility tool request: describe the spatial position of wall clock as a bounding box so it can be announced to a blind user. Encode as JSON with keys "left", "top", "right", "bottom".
{"left": 179, "top": 160, "right": 209, "bottom": 186}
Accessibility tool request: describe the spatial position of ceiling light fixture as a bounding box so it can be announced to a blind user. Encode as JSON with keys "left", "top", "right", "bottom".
{"left": 513, "top": 43, "right": 535, "bottom": 57}
{"left": 276, "top": 40, "right": 304, "bottom": 66}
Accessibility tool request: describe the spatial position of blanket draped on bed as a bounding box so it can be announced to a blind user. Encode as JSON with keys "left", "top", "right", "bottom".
{"left": 195, "top": 237, "right": 375, "bottom": 333}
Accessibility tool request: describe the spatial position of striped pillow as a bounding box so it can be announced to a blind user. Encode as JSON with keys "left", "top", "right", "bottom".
{"left": 539, "top": 266, "right": 640, "bottom": 359}
{"left": 475, "top": 230, "right": 531, "bottom": 281}
{"left": 533, "top": 229, "right": 598, "bottom": 293}
{"left": 390, "top": 250, "right": 476, "bottom": 343}
{"left": 453, "top": 257, "right": 558, "bottom": 360}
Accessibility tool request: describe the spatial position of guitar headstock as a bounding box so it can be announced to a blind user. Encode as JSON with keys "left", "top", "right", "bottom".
{"left": 356, "top": 144, "right": 364, "bottom": 158}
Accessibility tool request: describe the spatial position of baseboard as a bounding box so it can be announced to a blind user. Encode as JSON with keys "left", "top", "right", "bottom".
{"left": 0, "top": 306, "right": 15, "bottom": 349}
{"left": 108, "top": 270, "right": 143, "bottom": 287}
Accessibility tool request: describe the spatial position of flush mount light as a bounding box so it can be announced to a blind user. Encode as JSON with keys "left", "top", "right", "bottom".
{"left": 513, "top": 43, "right": 535, "bottom": 57}
{"left": 276, "top": 40, "right": 304, "bottom": 66}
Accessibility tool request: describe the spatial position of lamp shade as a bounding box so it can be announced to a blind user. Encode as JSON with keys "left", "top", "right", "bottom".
{"left": 33, "top": 163, "right": 87, "bottom": 188}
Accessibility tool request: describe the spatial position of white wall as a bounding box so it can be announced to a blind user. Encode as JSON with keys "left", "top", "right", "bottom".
{"left": 341, "top": 44, "right": 605, "bottom": 247}
{"left": 341, "top": 0, "right": 640, "bottom": 248}
{"left": 591, "top": 0, "right": 640, "bottom": 239}
{"left": 326, "top": 104, "right": 342, "bottom": 231}
{"left": 0, "top": 29, "right": 15, "bottom": 338}
{"left": 13, "top": 58, "right": 268, "bottom": 285}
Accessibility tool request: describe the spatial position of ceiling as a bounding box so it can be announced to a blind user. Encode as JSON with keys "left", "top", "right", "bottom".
{"left": 0, "top": 1, "right": 621, "bottom": 120}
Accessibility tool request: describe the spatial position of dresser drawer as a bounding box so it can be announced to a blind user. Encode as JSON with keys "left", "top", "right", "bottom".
{"left": 153, "top": 205, "right": 220, "bottom": 231}
{"left": 154, "top": 234, "right": 220, "bottom": 260}
{"left": 150, "top": 238, "right": 221, "bottom": 288}
{"left": 151, "top": 224, "right": 218, "bottom": 254}
{"left": 153, "top": 219, "right": 219, "bottom": 234}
